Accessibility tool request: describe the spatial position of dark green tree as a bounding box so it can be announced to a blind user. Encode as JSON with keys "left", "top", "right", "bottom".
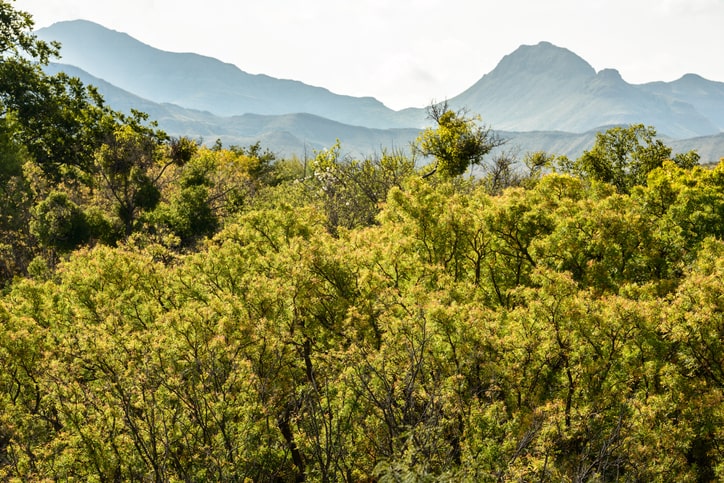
{"left": 575, "top": 124, "right": 699, "bottom": 193}
{"left": 0, "top": 1, "right": 111, "bottom": 181}
{"left": 93, "top": 113, "right": 179, "bottom": 237}
{"left": 30, "top": 190, "right": 90, "bottom": 253}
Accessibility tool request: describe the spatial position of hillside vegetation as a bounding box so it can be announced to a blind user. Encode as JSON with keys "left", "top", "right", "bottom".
{"left": 2, "top": 2, "right": 724, "bottom": 481}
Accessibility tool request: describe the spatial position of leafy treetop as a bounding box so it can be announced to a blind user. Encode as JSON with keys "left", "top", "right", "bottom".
{"left": 415, "top": 101, "right": 504, "bottom": 178}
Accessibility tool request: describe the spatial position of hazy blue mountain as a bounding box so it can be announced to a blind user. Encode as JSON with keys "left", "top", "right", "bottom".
{"left": 43, "top": 63, "right": 240, "bottom": 141}
{"left": 43, "top": 63, "right": 420, "bottom": 157}
{"left": 36, "top": 23, "right": 724, "bottom": 161}
{"left": 42, "top": 63, "right": 590, "bottom": 160}
{"left": 640, "top": 74, "right": 724, "bottom": 130}
{"left": 43, "top": 61, "right": 724, "bottom": 164}
{"left": 36, "top": 20, "right": 419, "bottom": 129}
{"left": 449, "top": 41, "right": 719, "bottom": 138}
{"left": 668, "top": 132, "right": 724, "bottom": 165}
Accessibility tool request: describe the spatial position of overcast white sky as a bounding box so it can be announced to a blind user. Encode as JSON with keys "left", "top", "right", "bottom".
{"left": 12, "top": 0, "right": 724, "bottom": 110}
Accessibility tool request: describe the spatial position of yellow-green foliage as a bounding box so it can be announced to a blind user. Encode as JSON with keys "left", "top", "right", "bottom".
{"left": 3, "top": 159, "right": 724, "bottom": 481}
{"left": 4, "top": 6, "right": 724, "bottom": 479}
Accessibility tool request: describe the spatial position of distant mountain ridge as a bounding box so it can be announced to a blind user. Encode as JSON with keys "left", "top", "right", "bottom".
{"left": 43, "top": 63, "right": 422, "bottom": 156}
{"left": 36, "top": 20, "right": 418, "bottom": 129}
{"left": 35, "top": 21, "right": 724, "bottom": 161}
{"left": 449, "top": 41, "right": 721, "bottom": 138}
{"left": 641, "top": 73, "right": 724, "bottom": 129}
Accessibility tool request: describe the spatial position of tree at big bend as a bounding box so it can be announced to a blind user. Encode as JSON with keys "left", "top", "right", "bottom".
{"left": 415, "top": 101, "right": 504, "bottom": 178}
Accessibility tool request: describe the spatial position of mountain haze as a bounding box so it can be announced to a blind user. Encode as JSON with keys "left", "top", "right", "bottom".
{"left": 36, "top": 20, "right": 419, "bottom": 129}
{"left": 640, "top": 74, "right": 724, "bottom": 130}
{"left": 35, "top": 22, "right": 724, "bottom": 161}
{"left": 449, "top": 41, "right": 720, "bottom": 138}
{"left": 43, "top": 63, "right": 421, "bottom": 156}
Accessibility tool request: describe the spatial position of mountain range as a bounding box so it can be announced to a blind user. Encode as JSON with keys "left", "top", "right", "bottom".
{"left": 449, "top": 42, "right": 724, "bottom": 138}
{"left": 35, "top": 20, "right": 724, "bottom": 161}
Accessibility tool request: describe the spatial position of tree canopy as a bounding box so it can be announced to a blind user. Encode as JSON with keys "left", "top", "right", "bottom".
{"left": 416, "top": 101, "right": 504, "bottom": 178}
{"left": 574, "top": 123, "right": 700, "bottom": 193}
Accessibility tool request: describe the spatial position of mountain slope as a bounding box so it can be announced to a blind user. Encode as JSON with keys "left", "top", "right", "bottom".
{"left": 449, "top": 42, "right": 719, "bottom": 138}
{"left": 37, "top": 24, "right": 724, "bottom": 160}
{"left": 36, "top": 20, "right": 417, "bottom": 129}
{"left": 37, "top": 23, "right": 724, "bottom": 139}
{"left": 640, "top": 74, "right": 724, "bottom": 130}
{"left": 43, "top": 63, "right": 420, "bottom": 156}
{"left": 43, "top": 62, "right": 724, "bottom": 163}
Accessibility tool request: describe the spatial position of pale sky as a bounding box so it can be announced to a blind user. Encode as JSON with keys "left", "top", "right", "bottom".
{"left": 12, "top": 0, "right": 724, "bottom": 110}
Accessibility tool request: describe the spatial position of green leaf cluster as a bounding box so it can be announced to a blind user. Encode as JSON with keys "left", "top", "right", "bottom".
{"left": 574, "top": 124, "right": 699, "bottom": 193}
{"left": 416, "top": 102, "right": 504, "bottom": 179}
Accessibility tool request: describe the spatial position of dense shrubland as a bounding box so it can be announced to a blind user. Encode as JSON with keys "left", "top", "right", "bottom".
{"left": 2, "top": 2, "right": 724, "bottom": 481}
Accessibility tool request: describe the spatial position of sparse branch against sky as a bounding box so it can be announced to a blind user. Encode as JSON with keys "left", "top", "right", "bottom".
{"left": 12, "top": 0, "right": 724, "bottom": 110}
